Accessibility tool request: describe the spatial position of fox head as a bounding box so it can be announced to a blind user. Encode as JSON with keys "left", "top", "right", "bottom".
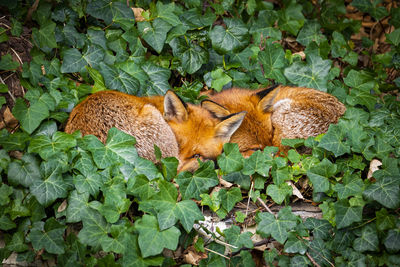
{"left": 163, "top": 91, "right": 246, "bottom": 172}
{"left": 202, "top": 86, "right": 346, "bottom": 157}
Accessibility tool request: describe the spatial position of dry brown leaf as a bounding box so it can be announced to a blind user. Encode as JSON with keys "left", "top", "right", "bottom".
{"left": 132, "top": 7, "right": 145, "bottom": 22}
{"left": 367, "top": 159, "right": 382, "bottom": 180}
{"left": 58, "top": 199, "right": 68, "bottom": 213}
{"left": 183, "top": 246, "right": 208, "bottom": 265}
{"left": 287, "top": 181, "right": 304, "bottom": 200}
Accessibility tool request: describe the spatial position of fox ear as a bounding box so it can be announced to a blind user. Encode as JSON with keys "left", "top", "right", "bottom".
{"left": 256, "top": 84, "right": 280, "bottom": 113}
{"left": 215, "top": 111, "right": 246, "bottom": 142}
{"left": 164, "top": 91, "right": 188, "bottom": 122}
{"left": 201, "top": 99, "right": 231, "bottom": 119}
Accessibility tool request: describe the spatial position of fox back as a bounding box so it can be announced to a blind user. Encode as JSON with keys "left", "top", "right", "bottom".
{"left": 203, "top": 85, "right": 346, "bottom": 155}
{"left": 65, "top": 90, "right": 246, "bottom": 172}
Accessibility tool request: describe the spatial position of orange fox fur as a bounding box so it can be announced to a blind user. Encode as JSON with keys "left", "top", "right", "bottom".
{"left": 202, "top": 85, "right": 346, "bottom": 156}
{"left": 65, "top": 90, "right": 246, "bottom": 171}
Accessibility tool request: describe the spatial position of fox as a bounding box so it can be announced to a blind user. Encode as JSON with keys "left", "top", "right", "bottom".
{"left": 202, "top": 85, "right": 346, "bottom": 156}
{"left": 65, "top": 90, "right": 246, "bottom": 172}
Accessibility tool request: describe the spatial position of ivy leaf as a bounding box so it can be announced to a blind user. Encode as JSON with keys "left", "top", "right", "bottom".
{"left": 0, "top": 184, "right": 13, "bottom": 205}
{"left": 30, "top": 160, "right": 69, "bottom": 206}
{"left": 155, "top": 2, "right": 181, "bottom": 27}
{"left": 66, "top": 190, "right": 90, "bottom": 223}
{"left": 28, "top": 132, "right": 76, "bottom": 160}
{"left": 284, "top": 54, "right": 331, "bottom": 91}
{"left": 277, "top": 3, "right": 305, "bottom": 35}
{"left": 169, "top": 36, "right": 208, "bottom": 74}
{"left": 218, "top": 187, "right": 242, "bottom": 213}
{"left": 334, "top": 172, "right": 364, "bottom": 200}
{"left": 334, "top": 200, "right": 363, "bottom": 229}
{"left": 242, "top": 150, "right": 273, "bottom": 176}
{"left": 308, "top": 238, "right": 333, "bottom": 266}
{"left": 28, "top": 221, "right": 65, "bottom": 254}
{"left": 179, "top": 9, "right": 216, "bottom": 30}
{"left": 224, "top": 225, "right": 253, "bottom": 252}
{"left": 175, "top": 160, "right": 219, "bottom": 200}
{"left": 386, "top": 28, "right": 400, "bottom": 46}
{"left": 134, "top": 214, "right": 180, "bottom": 258}
{"left": 99, "top": 62, "right": 139, "bottom": 94}
{"left": 83, "top": 127, "right": 138, "bottom": 169}
{"left": 318, "top": 123, "right": 351, "bottom": 157}
{"left": 284, "top": 233, "right": 308, "bottom": 254}
{"left": 266, "top": 183, "right": 292, "bottom": 204}
{"left": 6, "top": 232, "right": 29, "bottom": 253}
{"left": 353, "top": 224, "right": 379, "bottom": 252}
{"left": 217, "top": 143, "right": 244, "bottom": 174}
{"left": 161, "top": 157, "right": 179, "bottom": 181}
{"left": 0, "top": 214, "right": 16, "bottom": 230}
{"left": 141, "top": 62, "right": 171, "bottom": 95}
{"left": 78, "top": 209, "right": 111, "bottom": 248}
{"left": 210, "top": 68, "right": 232, "bottom": 92}
{"left": 258, "top": 42, "right": 287, "bottom": 83}
{"left": 306, "top": 158, "right": 337, "bottom": 193}
{"left": 209, "top": 18, "right": 250, "bottom": 54}
{"left": 384, "top": 228, "right": 400, "bottom": 253}
{"left": 86, "top": 0, "right": 135, "bottom": 27}
{"left": 0, "top": 54, "right": 19, "bottom": 70}
{"left": 296, "top": 21, "right": 326, "bottom": 46}
{"left": 13, "top": 98, "right": 49, "bottom": 134}
{"left": 32, "top": 22, "right": 58, "bottom": 49}
{"left": 304, "top": 218, "right": 332, "bottom": 240}
{"left": 351, "top": 0, "right": 388, "bottom": 20}
{"left": 137, "top": 19, "right": 172, "bottom": 53}
{"left": 363, "top": 176, "right": 400, "bottom": 209}
{"left": 8, "top": 154, "right": 41, "bottom": 187}
{"left": 120, "top": 233, "right": 164, "bottom": 267}
{"left": 256, "top": 207, "right": 298, "bottom": 244}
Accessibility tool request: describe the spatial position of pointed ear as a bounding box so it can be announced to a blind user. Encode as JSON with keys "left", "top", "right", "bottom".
{"left": 256, "top": 84, "right": 280, "bottom": 113}
{"left": 215, "top": 111, "right": 246, "bottom": 142}
{"left": 164, "top": 91, "right": 188, "bottom": 122}
{"left": 201, "top": 99, "right": 231, "bottom": 119}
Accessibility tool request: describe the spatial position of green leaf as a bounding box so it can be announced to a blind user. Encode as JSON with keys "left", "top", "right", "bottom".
{"left": 242, "top": 150, "right": 273, "bottom": 176}
{"left": 304, "top": 218, "right": 332, "bottom": 240}
{"left": 209, "top": 18, "right": 250, "bottom": 54}
{"left": 78, "top": 209, "right": 111, "bottom": 248}
{"left": 138, "top": 19, "right": 172, "bottom": 53}
{"left": 0, "top": 54, "right": 19, "bottom": 70}
{"left": 0, "top": 214, "right": 16, "bottom": 230}
{"left": 266, "top": 183, "right": 292, "bottom": 204}
{"left": 161, "top": 157, "right": 179, "bottom": 181}
{"left": 210, "top": 68, "right": 232, "bottom": 92}
{"left": 334, "top": 172, "right": 364, "bottom": 200}
{"left": 99, "top": 62, "right": 139, "bottom": 94}
{"left": 219, "top": 187, "right": 242, "bottom": 212}
{"left": 0, "top": 183, "right": 13, "bottom": 205}
{"left": 175, "top": 160, "right": 219, "bottom": 200}
{"left": 30, "top": 160, "right": 69, "bottom": 206}
{"left": 66, "top": 190, "right": 90, "bottom": 223}
{"left": 277, "top": 3, "right": 305, "bottom": 35}
{"left": 376, "top": 208, "right": 396, "bottom": 231}
{"left": 217, "top": 143, "right": 244, "bottom": 173}
{"left": 284, "top": 233, "right": 308, "bottom": 254}
{"left": 169, "top": 36, "right": 208, "bottom": 74}
{"left": 284, "top": 54, "right": 331, "bottom": 91}
{"left": 28, "top": 132, "right": 76, "bottom": 160}
{"left": 256, "top": 207, "right": 298, "bottom": 244}
{"left": 353, "top": 224, "right": 379, "bottom": 252}
{"left": 12, "top": 98, "right": 49, "bottom": 134}
{"left": 28, "top": 221, "right": 65, "bottom": 254}
{"left": 6, "top": 231, "right": 29, "bottom": 253}
{"left": 134, "top": 214, "right": 180, "bottom": 258}
{"left": 86, "top": 0, "right": 135, "bottom": 27}
{"left": 8, "top": 154, "right": 41, "bottom": 187}
{"left": 61, "top": 46, "right": 105, "bottom": 73}
{"left": 224, "top": 225, "right": 253, "bottom": 252}
{"left": 308, "top": 238, "right": 332, "bottom": 266}
{"left": 387, "top": 28, "right": 400, "bottom": 46}
{"left": 363, "top": 176, "right": 400, "bottom": 209}
{"left": 351, "top": 0, "right": 388, "bottom": 20}
{"left": 32, "top": 22, "right": 58, "bottom": 49}
{"left": 318, "top": 123, "right": 351, "bottom": 157}
{"left": 141, "top": 62, "right": 171, "bottom": 95}
{"left": 258, "top": 42, "right": 287, "bottom": 83}
{"left": 334, "top": 200, "right": 363, "bottom": 229}
{"left": 155, "top": 2, "right": 181, "bottom": 26}
{"left": 296, "top": 21, "right": 326, "bottom": 46}
{"left": 83, "top": 127, "right": 138, "bottom": 169}
{"left": 384, "top": 228, "right": 400, "bottom": 253}
{"left": 306, "top": 158, "right": 337, "bottom": 193}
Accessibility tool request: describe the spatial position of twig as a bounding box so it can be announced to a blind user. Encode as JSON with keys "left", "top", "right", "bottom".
{"left": 257, "top": 197, "right": 275, "bottom": 217}
{"left": 10, "top": 48, "right": 23, "bottom": 66}
{"left": 306, "top": 252, "right": 321, "bottom": 267}
{"left": 0, "top": 76, "right": 15, "bottom": 103}
{"left": 25, "top": 0, "right": 40, "bottom": 22}
{"left": 204, "top": 247, "right": 230, "bottom": 260}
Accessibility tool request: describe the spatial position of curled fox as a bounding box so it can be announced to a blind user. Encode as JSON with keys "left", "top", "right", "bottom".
{"left": 203, "top": 85, "right": 346, "bottom": 156}
{"left": 65, "top": 90, "right": 246, "bottom": 172}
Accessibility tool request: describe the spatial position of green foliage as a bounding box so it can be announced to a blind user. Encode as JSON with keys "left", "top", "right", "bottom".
{"left": 1, "top": 0, "right": 399, "bottom": 266}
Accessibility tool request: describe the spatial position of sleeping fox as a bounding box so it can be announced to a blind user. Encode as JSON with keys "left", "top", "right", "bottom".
{"left": 65, "top": 90, "right": 246, "bottom": 172}
{"left": 202, "top": 85, "right": 346, "bottom": 156}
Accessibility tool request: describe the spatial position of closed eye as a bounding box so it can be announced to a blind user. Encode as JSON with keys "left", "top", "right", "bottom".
{"left": 191, "top": 154, "right": 201, "bottom": 159}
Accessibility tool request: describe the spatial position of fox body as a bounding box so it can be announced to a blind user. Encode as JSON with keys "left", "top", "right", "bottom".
{"left": 203, "top": 85, "right": 346, "bottom": 155}
{"left": 65, "top": 90, "right": 245, "bottom": 171}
